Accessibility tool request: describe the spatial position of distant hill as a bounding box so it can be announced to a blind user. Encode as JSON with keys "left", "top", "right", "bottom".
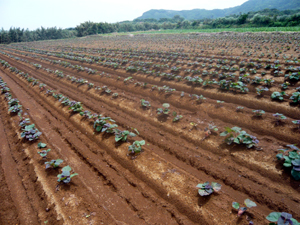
{"left": 136, "top": 0, "right": 300, "bottom": 20}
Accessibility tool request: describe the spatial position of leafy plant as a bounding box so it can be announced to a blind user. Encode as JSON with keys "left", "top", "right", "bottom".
{"left": 292, "top": 120, "right": 300, "bottom": 131}
{"left": 68, "top": 101, "right": 83, "bottom": 113}
{"left": 21, "top": 124, "right": 42, "bottom": 141}
{"left": 236, "top": 106, "right": 244, "bottom": 112}
{"left": 19, "top": 118, "right": 30, "bottom": 128}
{"left": 252, "top": 109, "right": 265, "bottom": 117}
{"left": 37, "top": 142, "right": 47, "bottom": 149}
{"left": 273, "top": 113, "right": 286, "bottom": 125}
{"left": 172, "top": 111, "right": 183, "bottom": 122}
{"left": 256, "top": 86, "right": 269, "bottom": 96}
{"left": 141, "top": 99, "right": 151, "bottom": 108}
{"left": 276, "top": 144, "right": 300, "bottom": 180}
{"left": 57, "top": 165, "right": 78, "bottom": 183}
{"left": 280, "top": 82, "right": 290, "bottom": 90}
{"left": 266, "top": 212, "right": 300, "bottom": 225}
{"left": 128, "top": 140, "right": 145, "bottom": 154}
{"left": 196, "top": 182, "right": 221, "bottom": 196}
{"left": 45, "top": 159, "right": 63, "bottom": 169}
{"left": 157, "top": 103, "right": 170, "bottom": 115}
{"left": 220, "top": 127, "right": 259, "bottom": 148}
{"left": 232, "top": 199, "right": 257, "bottom": 216}
{"left": 93, "top": 116, "right": 115, "bottom": 132}
{"left": 114, "top": 130, "right": 136, "bottom": 142}
{"left": 38, "top": 149, "right": 51, "bottom": 159}
{"left": 271, "top": 92, "right": 287, "bottom": 101}
{"left": 290, "top": 92, "right": 300, "bottom": 104}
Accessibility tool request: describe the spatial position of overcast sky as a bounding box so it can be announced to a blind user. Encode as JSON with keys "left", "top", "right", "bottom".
{"left": 0, "top": 0, "right": 248, "bottom": 30}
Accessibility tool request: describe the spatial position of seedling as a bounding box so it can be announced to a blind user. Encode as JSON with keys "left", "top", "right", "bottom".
{"left": 141, "top": 99, "right": 151, "bottom": 108}
{"left": 280, "top": 82, "right": 290, "bottom": 90}
{"left": 68, "top": 101, "right": 83, "bottom": 113}
{"left": 266, "top": 212, "right": 300, "bottom": 225}
{"left": 273, "top": 113, "right": 286, "bottom": 125}
{"left": 112, "top": 93, "right": 118, "bottom": 98}
{"left": 292, "top": 120, "right": 300, "bottom": 131}
{"left": 45, "top": 159, "right": 63, "bottom": 169}
{"left": 196, "top": 182, "right": 221, "bottom": 196}
{"left": 114, "top": 130, "right": 136, "bottom": 142}
{"left": 38, "top": 149, "right": 51, "bottom": 159}
{"left": 21, "top": 124, "right": 42, "bottom": 141}
{"left": 290, "top": 92, "right": 300, "bottom": 104}
{"left": 19, "top": 118, "right": 30, "bottom": 128}
{"left": 271, "top": 91, "right": 287, "bottom": 101}
{"left": 256, "top": 86, "right": 269, "bottom": 96}
{"left": 232, "top": 199, "right": 257, "bottom": 216}
{"left": 172, "top": 111, "right": 183, "bottom": 122}
{"left": 189, "top": 122, "right": 198, "bottom": 131}
{"left": 57, "top": 165, "right": 78, "bottom": 184}
{"left": 236, "top": 106, "right": 244, "bottom": 112}
{"left": 220, "top": 127, "right": 259, "bottom": 148}
{"left": 128, "top": 140, "right": 145, "bottom": 154}
{"left": 37, "top": 142, "right": 47, "bottom": 149}
{"left": 94, "top": 116, "right": 115, "bottom": 132}
{"left": 157, "top": 103, "right": 170, "bottom": 115}
{"left": 252, "top": 109, "right": 265, "bottom": 117}
{"left": 276, "top": 144, "right": 300, "bottom": 180}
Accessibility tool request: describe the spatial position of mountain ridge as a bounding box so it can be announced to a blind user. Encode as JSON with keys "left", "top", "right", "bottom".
{"left": 136, "top": 0, "right": 300, "bottom": 20}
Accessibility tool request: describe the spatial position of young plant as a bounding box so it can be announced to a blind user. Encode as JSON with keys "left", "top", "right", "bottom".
{"left": 256, "top": 86, "right": 269, "bottom": 96}
{"left": 19, "top": 118, "right": 30, "bottom": 128}
{"left": 273, "top": 113, "right": 286, "bottom": 125}
{"left": 292, "top": 120, "right": 300, "bottom": 132}
{"left": 266, "top": 212, "right": 300, "bottom": 225}
{"left": 252, "top": 109, "right": 265, "bottom": 117}
{"left": 276, "top": 144, "right": 300, "bottom": 180}
{"left": 68, "top": 101, "right": 83, "bottom": 113}
{"left": 236, "top": 106, "right": 244, "bottom": 112}
{"left": 141, "top": 99, "right": 151, "bottom": 108}
{"left": 128, "top": 140, "right": 145, "bottom": 154}
{"left": 38, "top": 149, "right": 51, "bottom": 159}
{"left": 157, "top": 103, "right": 170, "bottom": 115}
{"left": 232, "top": 199, "right": 257, "bottom": 216}
{"left": 37, "top": 142, "right": 47, "bottom": 149}
{"left": 57, "top": 165, "right": 78, "bottom": 184}
{"left": 172, "top": 111, "right": 183, "bottom": 122}
{"left": 45, "top": 159, "right": 63, "bottom": 169}
{"left": 196, "top": 182, "right": 221, "bottom": 196}
{"left": 290, "top": 92, "right": 300, "bottom": 104}
{"left": 220, "top": 127, "right": 259, "bottom": 148}
{"left": 21, "top": 124, "right": 42, "bottom": 141}
{"left": 271, "top": 91, "right": 287, "bottom": 101}
{"left": 114, "top": 130, "right": 136, "bottom": 142}
{"left": 94, "top": 116, "right": 115, "bottom": 132}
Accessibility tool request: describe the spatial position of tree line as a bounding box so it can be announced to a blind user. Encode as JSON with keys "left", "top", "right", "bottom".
{"left": 1, "top": 8, "right": 300, "bottom": 44}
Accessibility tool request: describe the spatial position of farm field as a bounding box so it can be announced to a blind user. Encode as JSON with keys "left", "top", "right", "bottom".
{"left": 0, "top": 32, "right": 299, "bottom": 225}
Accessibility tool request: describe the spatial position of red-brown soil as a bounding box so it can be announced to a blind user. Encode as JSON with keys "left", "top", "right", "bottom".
{"left": 0, "top": 32, "right": 299, "bottom": 225}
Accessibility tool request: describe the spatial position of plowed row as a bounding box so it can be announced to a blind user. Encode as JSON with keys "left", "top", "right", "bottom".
{"left": 0, "top": 32, "right": 299, "bottom": 225}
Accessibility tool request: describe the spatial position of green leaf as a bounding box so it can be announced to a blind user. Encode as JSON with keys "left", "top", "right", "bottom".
{"left": 266, "top": 212, "right": 281, "bottom": 222}
{"left": 38, "top": 142, "right": 47, "bottom": 148}
{"left": 211, "top": 182, "right": 221, "bottom": 192}
{"left": 232, "top": 202, "right": 240, "bottom": 210}
{"left": 291, "top": 169, "right": 300, "bottom": 180}
{"left": 62, "top": 165, "right": 72, "bottom": 172}
{"left": 139, "top": 140, "right": 145, "bottom": 145}
{"left": 289, "top": 151, "right": 300, "bottom": 159}
{"left": 291, "top": 218, "right": 300, "bottom": 225}
{"left": 244, "top": 199, "right": 256, "bottom": 208}
{"left": 70, "top": 173, "right": 78, "bottom": 178}
{"left": 220, "top": 131, "right": 228, "bottom": 136}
